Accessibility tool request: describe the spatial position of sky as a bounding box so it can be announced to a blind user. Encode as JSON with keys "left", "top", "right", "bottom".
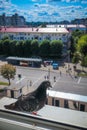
{"left": 0, "top": 0, "right": 87, "bottom": 22}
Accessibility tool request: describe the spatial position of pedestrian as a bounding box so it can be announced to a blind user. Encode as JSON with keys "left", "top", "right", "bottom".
{"left": 60, "top": 71, "right": 61, "bottom": 76}
{"left": 44, "top": 76, "right": 46, "bottom": 80}
{"left": 47, "top": 75, "right": 49, "bottom": 80}
{"left": 30, "top": 80, "right": 32, "bottom": 86}
{"left": 54, "top": 76, "right": 56, "bottom": 82}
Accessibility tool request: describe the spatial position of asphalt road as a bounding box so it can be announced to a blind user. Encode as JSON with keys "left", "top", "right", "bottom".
{"left": 14, "top": 66, "right": 87, "bottom": 96}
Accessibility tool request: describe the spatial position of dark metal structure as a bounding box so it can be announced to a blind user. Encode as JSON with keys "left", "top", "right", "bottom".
{"left": 7, "top": 57, "right": 42, "bottom": 67}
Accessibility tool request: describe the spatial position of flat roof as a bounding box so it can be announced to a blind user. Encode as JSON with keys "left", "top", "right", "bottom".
{"left": 0, "top": 27, "right": 69, "bottom": 34}
{"left": 7, "top": 57, "right": 42, "bottom": 62}
{"left": 0, "top": 97, "right": 87, "bottom": 129}
{"left": 47, "top": 24, "right": 86, "bottom": 28}
{"left": 38, "top": 105, "right": 87, "bottom": 129}
{"left": 0, "top": 97, "right": 17, "bottom": 109}
{"left": 47, "top": 90, "right": 87, "bottom": 103}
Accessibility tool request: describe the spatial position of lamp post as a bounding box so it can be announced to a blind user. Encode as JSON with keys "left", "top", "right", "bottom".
{"left": 27, "top": 80, "right": 29, "bottom": 90}
{"left": 67, "top": 50, "right": 70, "bottom": 71}
{"left": 48, "top": 67, "right": 50, "bottom": 80}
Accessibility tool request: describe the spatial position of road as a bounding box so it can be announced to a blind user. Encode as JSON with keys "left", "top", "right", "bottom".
{"left": 14, "top": 66, "right": 87, "bottom": 96}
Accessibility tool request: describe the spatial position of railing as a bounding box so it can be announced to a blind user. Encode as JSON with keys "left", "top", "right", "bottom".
{"left": 0, "top": 109, "right": 87, "bottom": 130}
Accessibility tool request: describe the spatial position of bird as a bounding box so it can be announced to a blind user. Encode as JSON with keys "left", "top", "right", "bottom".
{"left": 4, "top": 80, "right": 52, "bottom": 112}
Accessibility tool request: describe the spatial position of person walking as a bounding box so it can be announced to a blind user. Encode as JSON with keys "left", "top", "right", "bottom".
{"left": 60, "top": 71, "right": 61, "bottom": 76}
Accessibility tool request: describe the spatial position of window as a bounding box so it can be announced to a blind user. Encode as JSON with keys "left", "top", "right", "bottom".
{"left": 55, "top": 100, "right": 60, "bottom": 107}
{"left": 80, "top": 104, "right": 85, "bottom": 111}
{"left": 20, "top": 88, "right": 22, "bottom": 93}
{"left": 52, "top": 98, "right": 54, "bottom": 106}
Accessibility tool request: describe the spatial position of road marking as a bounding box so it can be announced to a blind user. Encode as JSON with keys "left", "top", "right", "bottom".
{"left": 16, "top": 77, "right": 26, "bottom": 84}
{"left": 77, "top": 77, "right": 81, "bottom": 84}
{"left": 32, "top": 73, "right": 46, "bottom": 86}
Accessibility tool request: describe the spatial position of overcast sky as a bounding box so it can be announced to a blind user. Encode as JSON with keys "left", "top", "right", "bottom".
{"left": 0, "top": 0, "right": 87, "bottom": 22}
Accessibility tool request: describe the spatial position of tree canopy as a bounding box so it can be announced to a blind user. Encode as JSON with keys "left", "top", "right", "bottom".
{"left": 0, "top": 38, "right": 63, "bottom": 59}
{"left": 0, "top": 64, "right": 16, "bottom": 85}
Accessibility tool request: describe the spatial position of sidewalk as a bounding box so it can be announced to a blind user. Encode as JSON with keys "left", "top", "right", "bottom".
{"left": 40, "top": 62, "right": 87, "bottom": 76}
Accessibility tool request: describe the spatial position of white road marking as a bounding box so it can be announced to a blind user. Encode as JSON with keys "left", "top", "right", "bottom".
{"left": 32, "top": 73, "right": 46, "bottom": 86}
{"left": 77, "top": 77, "right": 81, "bottom": 84}
{"left": 16, "top": 77, "right": 26, "bottom": 84}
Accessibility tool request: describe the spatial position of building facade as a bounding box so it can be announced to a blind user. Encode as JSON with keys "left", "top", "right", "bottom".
{"left": 47, "top": 24, "right": 86, "bottom": 32}
{"left": 0, "top": 13, "right": 26, "bottom": 27}
{"left": 0, "top": 27, "right": 70, "bottom": 43}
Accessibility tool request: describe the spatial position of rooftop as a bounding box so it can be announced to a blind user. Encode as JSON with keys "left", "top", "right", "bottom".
{"left": 0, "top": 27, "right": 69, "bottom": 34}
{"left": 7, "top": 57, "right": 42, "bottom": 62}
{"left": 0, "top": 97, "right": 87, "bottom": 129}
{"left": 47, "top": 24, "right": 86, "bottom": 28}
{"left": 47, "top": 90, "right": 87, "bottom": 103}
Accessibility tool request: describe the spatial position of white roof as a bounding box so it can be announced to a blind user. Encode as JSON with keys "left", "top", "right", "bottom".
{"left": 0, "top": 27, "right": 69, "bottom": 34}
{"left": 38, "top": 105, "right": 87, "bottom": 129}
{"left": 47, "top": 90, "right": 87, "bottom": 103}
{"left": 47, "top": 24, "right": 86, "bottom": 28}
{"left": 0, "top": 97, "right": 17, "bottom": 109}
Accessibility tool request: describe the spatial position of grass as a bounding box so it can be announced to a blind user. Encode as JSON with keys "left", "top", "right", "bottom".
{"left": 0, "top": 82, "right": 9, "bottom": 86}
{"left": 77, "top": 72, "right": 87, "bottom": 77}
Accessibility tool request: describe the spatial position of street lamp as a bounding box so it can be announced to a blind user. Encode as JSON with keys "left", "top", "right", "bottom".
{"left": 67, "top": 50, "right": 70, "bottom": 71}
{"left": 48, "top": 68, "right": 50, "bottom": 80}
{"left": 27, "top": 80, "right": 29, "bottom": 90}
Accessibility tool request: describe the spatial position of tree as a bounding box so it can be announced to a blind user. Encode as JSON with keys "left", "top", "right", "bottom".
{"left": 50, "top": 40, "right": 63, "bottom": 58}
{"left": 2, "top": 39, "right": 10, "bottom": 55}
{"left": 77, "top": 34, "right": 87, "bottom": 67}
{"left": 69, "top": 36, "right": 76, "bottom": 58}
{"left": 31, "top": 39, "right": 39, "bottom": 56}
{"left": 0, "top": 64, "right": 16, "bottom": 85}
{"left": 39, "top": 40, "right": 50, "bottom": 58}
{"left": 9, "top": 40, "right": 17, "bottom": 56}
{"left": 24, "top": 40, "right": 32, "bottom": 57}
{"left": 72, "top": 52, "right": 80, "bottom": 64}
{"left": 77, "top": 35, "right": 87, "bottom": 56}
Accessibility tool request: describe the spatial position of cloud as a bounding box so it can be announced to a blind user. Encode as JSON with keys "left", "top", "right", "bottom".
{"left": 0, "top": 0, "right": 87, "bottom": 22}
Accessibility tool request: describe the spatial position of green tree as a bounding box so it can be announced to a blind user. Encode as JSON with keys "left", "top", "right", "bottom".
{"left": 0, "top": 40, "right": 3, "bottom": 54}
{"left": 0, "top": 64, "right": 16, "bottom": 85}
{"left": 39, "top": 40, "right": 50, "bottom": 58}
{"left": 2, "top": 39, "right": 10, "bottom": 55}
{"left": 72, "top": 29, "right": 83, "bottom": 38}
{"left": 72, "top": 52, "right": 80, "bottom": 64}
{"left": 16, "top": 41, "right": 24, "bottom": 57}
{"left": 50, "top": 40, "right": 63, "bottom": 58}
{"left": 77, "top": 35, "right": 87, "bottom": 56}
{"left": 31, "top": 39, "right": 39, "bottom": 56}
{"left": 9, "top": 40, "right": 17, "bottom": 56}
{"left": 69, "top": 36, "right": 76, "bottom": 58}
{"left": 24, "top": 40, "right": 32, "bottom": 57}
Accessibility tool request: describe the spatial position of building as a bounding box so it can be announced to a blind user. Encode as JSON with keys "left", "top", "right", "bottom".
{"left": 47, "top": 24, "right": 86, "bottom": 32}
{"left": 0, "top": 27, "right": 70, "bottom": 43}
{"left": 47, "top": 90, "right": 87, "bottom": 112}
{"left": 0, "top": 98, "right": 87, "bottom": 130}
{"left": 7, "top": 57, "right": 42, "bottom": 67}
{"left": 0, "top": 13, "right": 26, "bottom": 27}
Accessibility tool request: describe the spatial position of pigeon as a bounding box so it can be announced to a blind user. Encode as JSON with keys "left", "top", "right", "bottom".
{"left": 5, "top": 81, "right": 52, "bottom": 112}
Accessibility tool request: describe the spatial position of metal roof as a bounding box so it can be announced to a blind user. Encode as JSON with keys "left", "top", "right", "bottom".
{"left": 7, "top": 57, "right": 42, "bottom": 62}
{"left": 38, "top": 105, "right": 87, "bottom": 129}
{"left": 47, "top": 90, "right": 87, "bottom": 103}
{"left": 0, "top": 27, "right": 69, "bottom": 34}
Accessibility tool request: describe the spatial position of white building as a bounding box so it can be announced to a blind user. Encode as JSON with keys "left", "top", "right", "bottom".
{"left": 47, "top": 24, "right": 86, "bottom": 32}
{"left": 0, "top": 27, "right": 70, "bottom": 43}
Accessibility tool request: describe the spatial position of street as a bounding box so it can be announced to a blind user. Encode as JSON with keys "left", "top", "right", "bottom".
{"left": 14, "top": 66, "right": 87, "bottom": 96}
